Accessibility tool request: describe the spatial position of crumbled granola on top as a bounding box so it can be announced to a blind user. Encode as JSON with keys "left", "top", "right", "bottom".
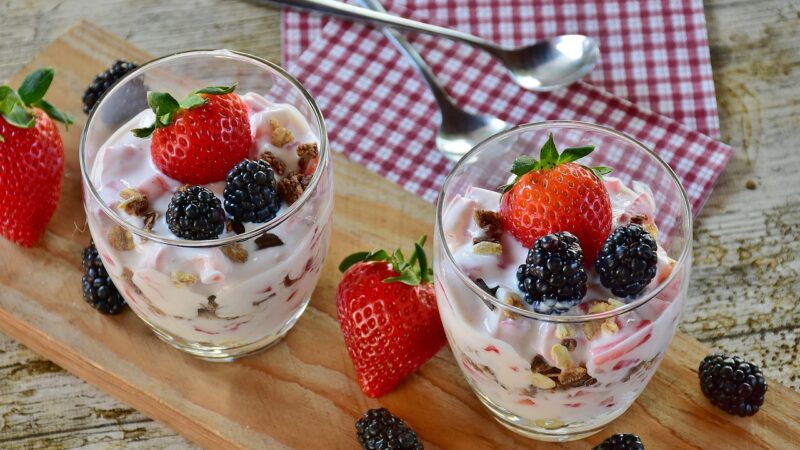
{"left": 259, "top": 151, "right": 286, "bottom": 175}
{"left": 269, "top": 119, "right": 293, "bottom": 147}
{"left": 297, "top": 142, "right": 319, "bottom": 173}
{"left": 277, "top": 171, "right": 311, "bottom": 204}
{"left": 472, "top": 209, "right": 503, "bottom": 244}
{"left": 118, "top": 188, "right": 149, "bottom": 216}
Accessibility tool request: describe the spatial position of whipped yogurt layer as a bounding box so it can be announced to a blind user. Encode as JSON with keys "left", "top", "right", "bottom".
{"left": 86, "top": 92, "right": 332, "bottom": 347}
{"left": 436, "top": 177, "right": 686, "bottom": 426}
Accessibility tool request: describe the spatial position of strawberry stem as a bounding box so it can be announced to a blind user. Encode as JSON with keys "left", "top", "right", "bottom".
{"left": 132, "top": 84, "right": 237, "bottom": 138}
{"left": 500, "top": 133, "right": 612, "bottom": 193}
{"left": 0, "top": 68, "right": 74, "bottom": 131}
{"left": 338, "top": 235, "right": 433, "bottom": 286}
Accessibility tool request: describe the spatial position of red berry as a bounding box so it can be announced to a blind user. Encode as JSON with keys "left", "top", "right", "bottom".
{"left": 0, "top": 110, "right": 64, "bottom": 247}
{"left": 337, "top": 261, "right": 446, "bottom": 398}
{"left": 500, "top": 162, "right": 612, "bottom": 262}
{"left": 150, "top": 93, "right": 252, "bottom": 184}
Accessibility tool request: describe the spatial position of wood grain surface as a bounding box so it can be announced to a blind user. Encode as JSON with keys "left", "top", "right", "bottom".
{"left": 0, "top": 0, "right": 798, "bottom": 448}
{"left": 0, "top": 20, "right": 798, "bottom": 450}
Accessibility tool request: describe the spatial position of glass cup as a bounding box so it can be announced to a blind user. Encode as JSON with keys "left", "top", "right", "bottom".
{"left": 434, "top": 121, "right": 691, "bottom": 441}
{"left": 80, "top": 50, "right": 333, "bottom": 361}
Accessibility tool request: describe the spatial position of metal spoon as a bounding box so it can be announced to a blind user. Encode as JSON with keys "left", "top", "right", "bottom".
{"left": 361, "top": 0, "right": 511, "bottom": 160}
{"left": 259, "top": 0, "right": 600, "bottom": 91}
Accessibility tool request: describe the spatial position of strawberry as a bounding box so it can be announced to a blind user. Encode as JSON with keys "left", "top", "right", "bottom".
{"left": 0, "top": 68, "right": 73, "bottom": 247}
{"left": 499, "top": 133, "right": 612, "bottom": 262}
{"left": 132, "top": 85, "right": 252, "bottom": 184}
{"left": 336, "top": 236, "right": 446, "bottom": 398}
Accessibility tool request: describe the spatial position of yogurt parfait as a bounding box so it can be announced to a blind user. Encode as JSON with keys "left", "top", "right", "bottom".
{"left": 433, "top": 122, "right": 691, "bottom": 441}
{"left": 80, "top": 51, "right": 332, "bottom": 360}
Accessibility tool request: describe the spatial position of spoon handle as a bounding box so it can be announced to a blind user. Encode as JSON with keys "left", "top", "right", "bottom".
{"left": 354, "top": 0, "right": 457, "bottom": 110}
{"left": 259, "top": 0, "right": 498, "bottom": 53}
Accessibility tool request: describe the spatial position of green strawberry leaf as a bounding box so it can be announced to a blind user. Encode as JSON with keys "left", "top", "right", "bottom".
{"left": 558, "top": 146, "right": 595, "bottom": 164}
{"left": 17, "top": 68, "right": 54, "bottom": 106}
{"left": 131, "top": 124, "right": 155, "bottom": 138}
{"left": 4, "top": 103, "right": 35, "bottom": 128}
{"left": 415, "top": 242, "right": 432, "bottom": 284}
{"left": 195, "top": 85, "right": 236, "bottom": 95}
{"left": 538, "top": 133, "right": 559, "bottom": 168}
{"left": 509, "top": 155, "right": 539, "bottom": 176}
{"left": 338, "top": 249, "right": 390, "bottom": 273}
{"left": 146, "top": 91, "right": 180, "bottom": 129}
{"left": 585, "top": 165, "right": 613, "bottom": 178}
{"left": 179, "top": 93, "right": 207, "bottom": 110}
{"left": 0, "top": 86, "right": 20, "bottom": 115}
{"left": 32, "top": 99, "right": 74, "bottom": 127}
{"left": 384, "top": 270, "right": 421, "bottom": 286}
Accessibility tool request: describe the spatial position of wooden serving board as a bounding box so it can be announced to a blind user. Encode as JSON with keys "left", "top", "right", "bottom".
{"left": 0, "top": 21, "right": 797, "bottom": 449}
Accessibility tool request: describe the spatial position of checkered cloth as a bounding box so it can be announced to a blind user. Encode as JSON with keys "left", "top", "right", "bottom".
{"left": 281, "top": 0, "right": 732, "bottom": 213}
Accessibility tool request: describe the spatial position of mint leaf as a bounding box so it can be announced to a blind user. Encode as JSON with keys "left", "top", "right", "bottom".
{"left": 132, "top": 125, "right": 155, "bottom": 138}
{"left": 18, "top": 68, "right": 54, "bottom": 106}
{"left": 33, "top": 99, "right": 74, "bottom": 127}
{"left": 195, "top": 85, "right": 236, "bottom": 95}
{"left": 0, "top": 86, "right": 20, "bottom": 115}
{"left": 558, "top": 146, "right": 595, "bottom": 164}
{"left": 4, "top": 104, "right": 34, "bottom": 128}
{"left": 384, "top": 270, "right": 421, "bottom": 286}
{"left": 509, "top": 155, "right": 539, "bottom": 176}
{"left": 179, "top": 93, "right": 207, "bottom": 110}
{"left": 146, "top": 91, "right": 180, "bottom": 128}
{"left": 539, "top": 133, "right": 559, "bottom": 168}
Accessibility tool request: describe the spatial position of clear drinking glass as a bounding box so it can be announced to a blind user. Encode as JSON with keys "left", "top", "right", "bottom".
{"left": 80, "top": 50, "right": 332, "bottom": 361}
{"left": 434, "top": 121, "right": 691, "bottom": 441}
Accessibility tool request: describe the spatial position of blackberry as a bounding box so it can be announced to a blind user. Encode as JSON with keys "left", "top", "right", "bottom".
{"left": 223, "top": 159, "right": 281, "bottom": 223}
{"left": 81, "top": 242, "right": 126, "bottom": 315}
{"left": 516, "top": 232, "right": 587, "bottom": 314}
{"left": 699, "top": 353, "right": 767, "bottom": 416}
{"left": 166, "top": 186, "right": 225, "bottom": 240}
{"left": 595, "top": 224, "right": 658, "bottom": 297}
{"left": 355, "top": 408, "right": 423, "bottom": 450}
{"left": 82, "top": 60, "right": 142, "bottom": 114}
{"left": 593, "top": 433, "right": 644, "bottom": 450}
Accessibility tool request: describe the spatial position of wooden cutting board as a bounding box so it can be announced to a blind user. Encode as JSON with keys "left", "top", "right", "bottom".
{"left": 0, "top": 21, "right": 797, "bottom": 449}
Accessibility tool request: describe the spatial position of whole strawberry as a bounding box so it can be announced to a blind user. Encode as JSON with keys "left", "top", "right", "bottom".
{"left": 337, "top": 236, "right": 446, "bottom": 398}
{"left": 133, "top": 85, "right": 252, "bottom": 184}
{"left": 499, "top": 133, "right": 612, "bottom": 262}
{"left": 0, "top": 68, "right": 73, "bottom": 247}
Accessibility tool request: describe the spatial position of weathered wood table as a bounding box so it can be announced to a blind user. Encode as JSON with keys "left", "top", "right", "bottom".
{"left": 0, "top": 0, "right": 797, "bottom": 447}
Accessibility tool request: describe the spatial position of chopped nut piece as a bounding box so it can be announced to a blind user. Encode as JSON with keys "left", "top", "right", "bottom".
{"left": 254, "top": 233, "right": 284, "bottom": 250}
{"left": 226, "top": 219, "right": 246, "bottom": 235}
{"left": 472, "top": 209, "right": 503, "bottom": 244}
{"left": 558, "top": 366, "right": 589, "bottom": 386}
{"left": 297, "top": 142, "right": 319, "bottom": 173}
{"left": 601, "top": 319, "right": 620, "bottom": 336}
{"left": 588, "top": 300, "right": 614, "bottom": 314}
{"left": 277, "top": 171, "right": 311, "bottom": 205}
{"left": 555, "top": 323, "right": 577, "bottom": 339}
{"left": 561, "top": 338, "right": 578, "bottom": 351}
{"left": 118, "top": 188, "right": 149, "bottom": 216}
{"left": 108, "top": 225, "right": 134, "bottom": 250}
{"left": 551, "top": 344, "right": 573, "bottom": 369}
{"left": 643, "top": 222, "right": 659, "bottom": 239}
{"left": 583, "top": 320, "right": 603, "bottom": 341}
{"left": 630, "top": 214, "right": 648, "bottom": 225}
{"left": 259, "top": 151, "right": 286, "bottom": 175}
{"left": 530, "top": 373, "right": 556, "bottom": 389}
{"left": 472, "top": 241, "right": 502, "bottom": 255}
{"left": 269, "top": 118, "right": 293, "bottom": 147}
{"left": 171, "top": 272, "right": 199, "bottom": 287}
{"left": 143, "top": 212, "right": 158, "bottom": 232}
{"left": 531, "top": 354, "right": 555, "bottom": 374}
{"left": 221, "top": 243, "right": 248, "bottom": 263}
{"left": 502, "top": 292, "right": 525, "bottom": 319}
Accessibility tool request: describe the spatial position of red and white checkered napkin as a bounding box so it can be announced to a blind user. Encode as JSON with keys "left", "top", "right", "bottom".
{"left": 281, "top": 0, "right": 733, "bottom": 213}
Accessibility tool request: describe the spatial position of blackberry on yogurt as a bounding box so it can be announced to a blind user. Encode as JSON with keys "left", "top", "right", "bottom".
{"left": 516, "top": 231, "right": 587, "bottom": 314}
{"left": 223, "top": 159, "right": 281, "bottom": 223}
{"left": 165, "top": 186, "right": 225, "bottom": 240}
{"left": 596, "top": 224, "right": 658, "bottom": 297}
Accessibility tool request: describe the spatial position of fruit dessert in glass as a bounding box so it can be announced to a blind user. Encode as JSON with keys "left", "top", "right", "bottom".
{"left": 434, "top": 122, "right": 691, "bottom": 441}
{"left": 80, "top": 50, "right": 332, "bottom": 360}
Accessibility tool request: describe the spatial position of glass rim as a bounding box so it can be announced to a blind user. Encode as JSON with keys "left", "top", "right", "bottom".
{"left": 79, "top": 49, "right": 329, "bottom": 248}
{"left": 435, "top": 120, "right": 693, "bottom": 323}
